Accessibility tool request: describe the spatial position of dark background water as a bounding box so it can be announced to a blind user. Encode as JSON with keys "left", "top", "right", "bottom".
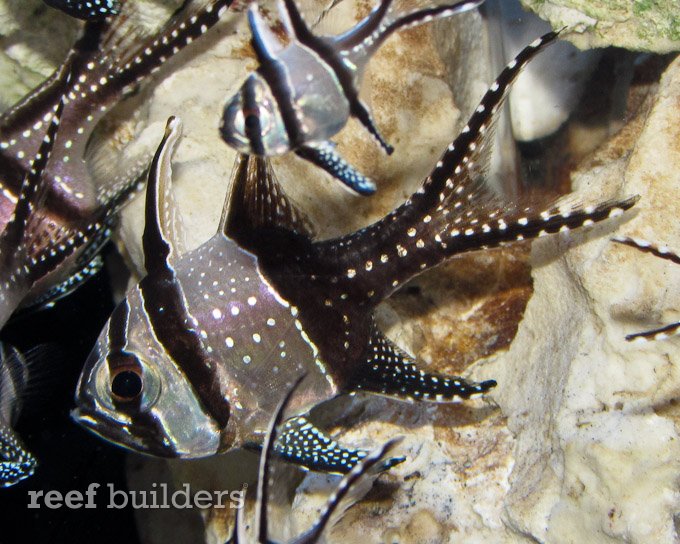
{"left": 0, "top": 247, "right": 141, "bottom": 544}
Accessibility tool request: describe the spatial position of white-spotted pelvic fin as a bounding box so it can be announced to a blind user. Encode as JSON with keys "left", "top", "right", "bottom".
{"left": 230, "top": 376, "right": 403, "bottom": 543}
{"left": 220, "top": 0, "right": 484, "bottom": 195}
{"left": 0, "top": 343, "right": 59, "bottom": 488}
{"left": 613, "top": 236, "right": 680, "bottom": 342}
{"left": 42, "top": 0, "right": 121, "bottom": 20}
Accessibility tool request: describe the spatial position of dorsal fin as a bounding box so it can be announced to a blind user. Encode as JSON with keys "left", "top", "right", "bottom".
{"left": 220, "top": 154, "right": 315, "bottom": 245}
{"left": 333, "top": 0, "right": 394, "bottom": 49}
{"left": 278, "top": 0, "right": 316, "bottom": 44}
{"left": 248, "top": 3, "right": 286, "bottom": 63}
{"left": 142, "top": 117, "right": 186, "bottom": 277}
{"left": 336, "top": 0, "right": 482, "bottom": 61}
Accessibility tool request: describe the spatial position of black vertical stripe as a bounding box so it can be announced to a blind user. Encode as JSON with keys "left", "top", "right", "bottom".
{"left": 106, "top": 298, "right": 178, "bottom": 457}
{"left": 243, "top": 77, "right": 266, "bottom": 156}
{"left": 256, "top": 61, "right": 305, "bottom": 149}
{"left": 138, "top": 274, "right": 230, "bottom": 428}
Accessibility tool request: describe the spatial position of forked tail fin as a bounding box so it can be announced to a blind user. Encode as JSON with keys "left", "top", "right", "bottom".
{"left": 311, "top": 31, "right": 637, "bottom": 304}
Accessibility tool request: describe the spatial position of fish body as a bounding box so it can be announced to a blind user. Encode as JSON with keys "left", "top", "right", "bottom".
{"left": 0, "top": 344, "right": 37, "bottom": 488}
{"left": 0, "top": 0, "right": 233, "bottom": 323}
{"left": 43, "top": 0, "right": 122, "bottom": 20}
{"left": 75, "top": 33, "right": 637, "bottom": 473}
{"left": 220, "top": 0, "right": 484, "bottom": 194}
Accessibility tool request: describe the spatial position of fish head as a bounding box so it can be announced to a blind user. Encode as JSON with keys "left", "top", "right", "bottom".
{"left": 220, "top": 72, "right": 291, "bottom": 156}
{"left": 72, "top": 287, "right": 226, "bottom": 459}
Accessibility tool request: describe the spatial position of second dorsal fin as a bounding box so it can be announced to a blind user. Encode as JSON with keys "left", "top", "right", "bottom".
{"left": 220, "top": 154, "right": 315, "bottom": 245}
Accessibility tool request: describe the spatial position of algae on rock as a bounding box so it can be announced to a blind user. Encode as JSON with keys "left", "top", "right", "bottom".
{"left": 521, "top": 0, "right": 680, "bottom": 53}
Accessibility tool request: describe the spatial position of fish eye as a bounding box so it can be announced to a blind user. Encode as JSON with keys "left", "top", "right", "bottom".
{"left": 244, "top": 112, "right": 259, "bottom": 130}
{"left": 110, "top": 367, "right": 143, "bottom": 402}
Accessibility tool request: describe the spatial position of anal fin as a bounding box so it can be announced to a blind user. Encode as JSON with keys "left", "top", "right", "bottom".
{"left": 351, "top": 329, "right": 497, "bottom": 402}
{"left": 296, "top": 143, "right": 376, "bottom": 195}
{"left": 273, "top": 415, "right": 404, "bottom": 474}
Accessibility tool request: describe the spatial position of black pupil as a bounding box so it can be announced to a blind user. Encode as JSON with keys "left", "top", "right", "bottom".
{"left": 111, "top": 370, "right": 143, "bottom": 399}
{"left": 244, "top": 113, "right": 259, "bottom": 130}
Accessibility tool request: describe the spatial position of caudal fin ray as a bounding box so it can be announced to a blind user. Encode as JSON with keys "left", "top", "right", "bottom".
{"left": 310, "top": 31, "right": 636, "bottom": 304}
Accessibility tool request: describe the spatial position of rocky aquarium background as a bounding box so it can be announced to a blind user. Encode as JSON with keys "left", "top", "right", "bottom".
{"left": 0, "top": 0, "right": 679, "bottom": 543}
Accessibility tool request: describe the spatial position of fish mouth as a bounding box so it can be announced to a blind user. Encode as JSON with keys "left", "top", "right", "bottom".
{"left": 71, "top": 406, "right": 174, "bottom": 458}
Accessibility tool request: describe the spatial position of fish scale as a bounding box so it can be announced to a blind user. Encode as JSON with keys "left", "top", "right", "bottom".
{"left": 74, "top": 32, "right": 637, "bottom": 474}
{"left": 0, "top": 0, "right": 234, "bottom": 321}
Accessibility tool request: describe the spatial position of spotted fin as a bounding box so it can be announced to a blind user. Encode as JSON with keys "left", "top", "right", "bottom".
{"left": 310, "top": 32, "right": 638, "bottom": 304}
{"left": 142, "top": 117, "right": 186, "bottom": 276}
{"left": 296, "top": 143, "right": 377, "bottom": 195}
{"left": 232, "top": 376, "right": 402, "bottom": 542}
{"left": 0, "top": 97, "right": 66, "bottom": 326}
{"left": 221, "top": 154, "right": 315, "bottom": 247}
{"left": 42, "top": 0, "right": 122, "bottom": 20}
{"left": 350, "top": 328, "right": 496, "bottom": 402}
{"left": 273, "top": 415, "right": 404, "bottom": 474}
{"left": 613, "top": 236, "right": 680, "bottom": 342}
{"left": 0, "top": 423, "right": 36, "bottom": 488}
{"left": 335, "top": 0, "right": 483, "bottom": 62}
{"left": 18, "top": 254, "right": 104, "bottom": 314}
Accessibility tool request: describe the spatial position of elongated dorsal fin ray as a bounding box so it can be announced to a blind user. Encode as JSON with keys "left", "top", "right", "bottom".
{"left": 0, "top": 93, "right": 67, "bottom": 289}
{"left": 338, "top": 0, "right": 483, "bottom": 63}
{"left": 142, "top": 116, "right": 185, "bottom": 277}
{"left": 0, "top": 22, "right": 107, "bottom": 181}
{"left": 221, "top": 154, "right": 315, "bottom": 245}
{"left": 278, "top": 0, "right": 316, "bottom": 43}
{"left": 106, "top": 0, "right": 233, "bottom": 83}
{"left": 332, "top": 0, "right": 394, "bottom": 49}
{"left": 248, "top": 3, "right": 286, "bottom": 63}
{"left": 613, "top": 236, "right": 680, "bottom": 266}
